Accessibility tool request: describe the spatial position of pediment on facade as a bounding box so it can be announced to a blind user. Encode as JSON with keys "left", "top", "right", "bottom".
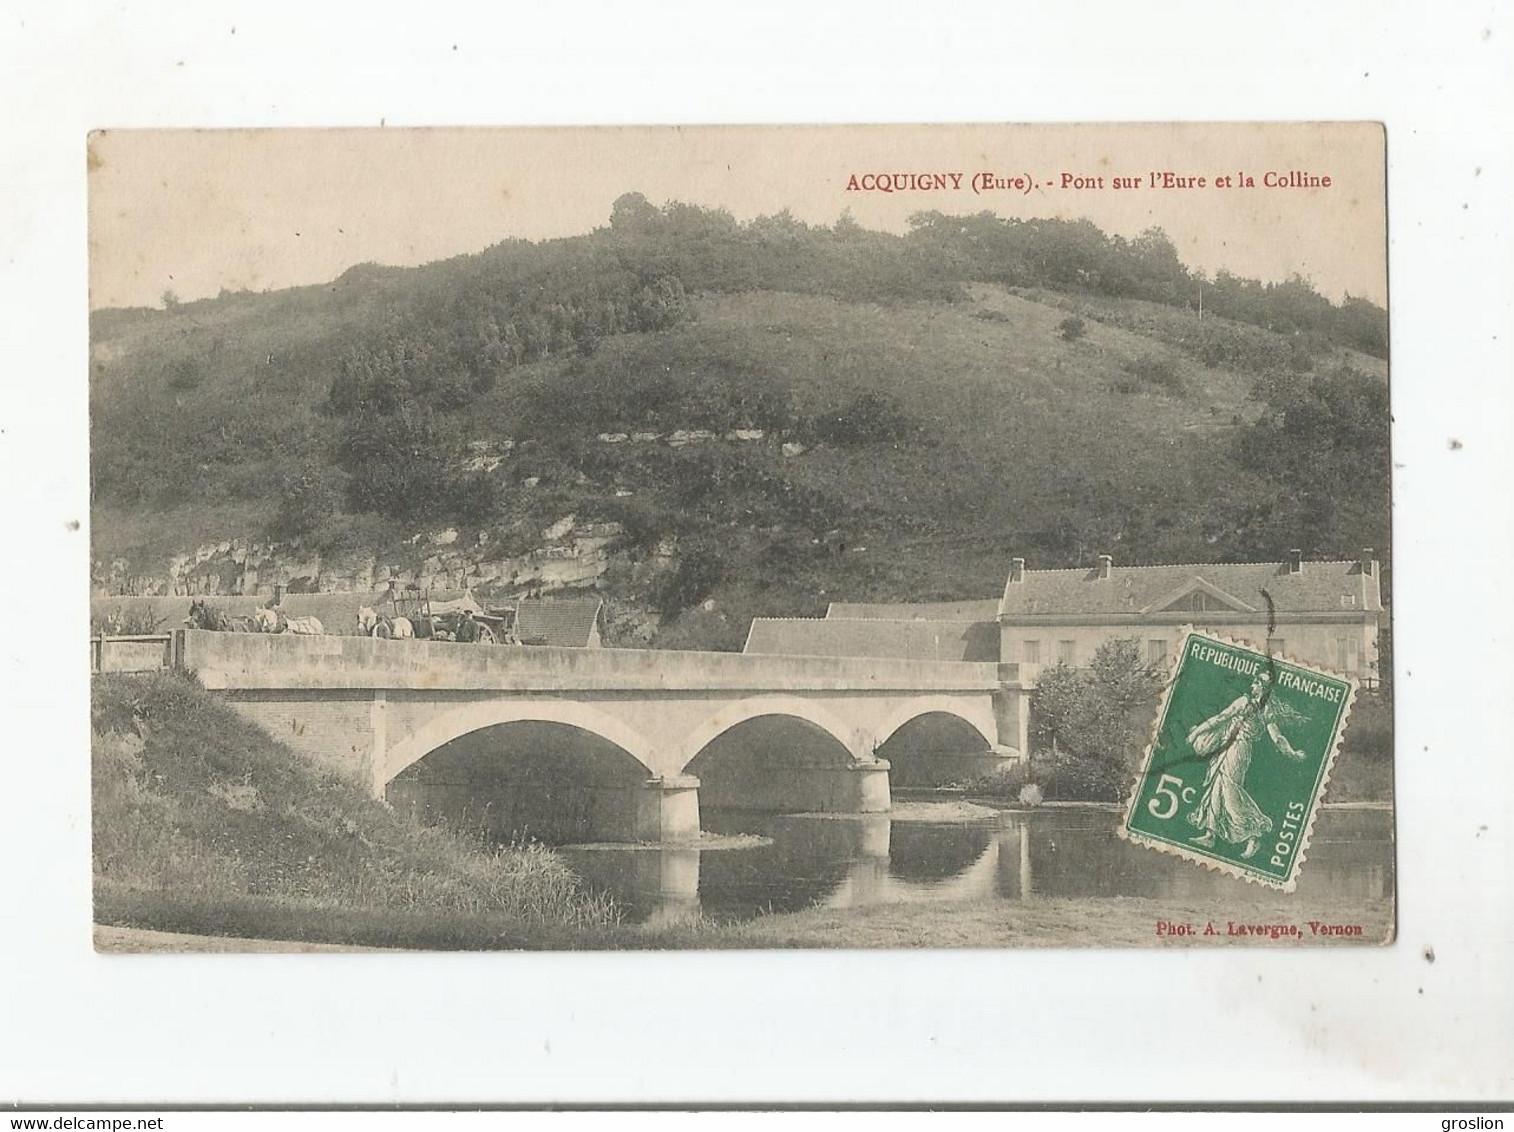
{"left": 1141, "top": 575, "right": 1257, "bottom": 616}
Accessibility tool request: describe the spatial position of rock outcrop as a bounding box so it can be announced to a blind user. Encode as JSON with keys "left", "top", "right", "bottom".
{"left": 91, "top": 518, "right": 664, "bottom": 599}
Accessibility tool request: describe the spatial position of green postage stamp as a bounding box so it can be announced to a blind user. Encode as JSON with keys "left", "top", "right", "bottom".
{"left": 1120, "top": 629, "right": 1357, "bottom": 891}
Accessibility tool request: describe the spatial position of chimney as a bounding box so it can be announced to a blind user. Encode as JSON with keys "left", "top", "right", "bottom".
{"left": 1097, "top": 554, "right": 1113, "bottom": 580}
{"left": 1010, "top": 558, "right": 1025, "bottom": 584}
{"left": 1287, "top": 549, "right": 1303, "bottom": 575}
{"left": 1359, "top": 548, "right": 1375, "bottom": 578}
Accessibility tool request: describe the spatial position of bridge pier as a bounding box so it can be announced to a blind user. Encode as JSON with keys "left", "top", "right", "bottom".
{"left": 994, "top": 664, "right": 1035, "bottom": 760}
{"left": 842, "top": 757, "right": 893, "bottom": 813}
{"left": 635, "top": 774, "right": 702, "bottom": 842}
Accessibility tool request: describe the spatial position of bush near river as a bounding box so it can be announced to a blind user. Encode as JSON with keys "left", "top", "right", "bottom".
{"left": 964, "top": 639, "right": 1393, "bottom": 804}
{"left": 92, "top": 672, "right": 620, "bottom": 949}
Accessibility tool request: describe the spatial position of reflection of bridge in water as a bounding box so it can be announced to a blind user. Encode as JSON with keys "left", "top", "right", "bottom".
{"left": 175, "top": 629, "right": 1034, "bottom": 843}
{"left": 569, "top": 809, "right": 1395, "bottom": 926}
{"left": 568, "top": 815, "right": 1032, "bottom": 925}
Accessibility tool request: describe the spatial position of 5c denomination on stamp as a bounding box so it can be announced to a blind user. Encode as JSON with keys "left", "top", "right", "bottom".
{"left": 1120, "top": 629, "right": 1356, "bottom": 891}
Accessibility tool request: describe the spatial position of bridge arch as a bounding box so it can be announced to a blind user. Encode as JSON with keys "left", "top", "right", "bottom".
{"left": 679, "top": 695, "right": 884, "bottom": 815}
{"left": 871, "top": 695, "right": 997, "bottom": 752}
{"left": 872, "top": 695, "right": 1001, "bottom": 788}
{"left": 380, "top": 697, "right": 659, "bottom": 786}
{"left": 674, "top": 694, "right": 865, "bottom": 771}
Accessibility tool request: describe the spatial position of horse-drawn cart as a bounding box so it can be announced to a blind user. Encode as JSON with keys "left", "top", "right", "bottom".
{"left": 389, "top": 585, "right": 432, "bottom": 632}
{"left": 389, "top": 586, "right": 514, "bottom": 644}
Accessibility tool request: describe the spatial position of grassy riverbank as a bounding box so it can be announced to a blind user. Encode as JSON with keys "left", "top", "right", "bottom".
{"left": 92, "top": 672, "right": 619, "bottom": 949}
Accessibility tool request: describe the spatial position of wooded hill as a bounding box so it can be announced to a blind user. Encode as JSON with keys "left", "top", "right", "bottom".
{"left": 90, "top": 196, "right": 1390, "bottom": 647}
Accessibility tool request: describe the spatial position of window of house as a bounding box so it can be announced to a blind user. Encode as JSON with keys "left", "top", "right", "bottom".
{"left": 1057, "top": 640, "right": 1076, "bottom": 666}
{"left": 1266, "top": 637, "right": 1286, "bottom": 657}
{"left": 1022, "top": 639, "right": 1040, "bottom": 664}
{"left": 1340, "top": 594, "right": 1357, "bottom": 607}
{"left": 1334, "top": 638, "right": 1348, "bottom": 669}
{"left": 1147, "top": 638, "right": 1168, "bottom": 665}
{"left": 1189, "top": 591, "right": 1214, "bottom": 612}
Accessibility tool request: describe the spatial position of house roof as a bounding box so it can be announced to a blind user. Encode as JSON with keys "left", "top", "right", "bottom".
{"left": 515, "top": 597, "right": 603, "bottom": 647}
{"left": 999, "top": 560, "right": 1383, "bottom": 618}
{"left": 745, "top": 618, "right": 999, "bottom": 663}
{"left": 826, "top": 599, "right": 1003, "bottom": 622}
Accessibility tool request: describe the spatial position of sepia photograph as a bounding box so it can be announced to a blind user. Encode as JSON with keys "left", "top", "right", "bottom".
{"left": 85, "top": 124, "right": 1395, "bottom": 952}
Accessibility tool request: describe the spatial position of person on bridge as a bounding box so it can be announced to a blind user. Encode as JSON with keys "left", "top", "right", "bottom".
{"left": 455, "top": 610, "right": 481, "bottom": 644}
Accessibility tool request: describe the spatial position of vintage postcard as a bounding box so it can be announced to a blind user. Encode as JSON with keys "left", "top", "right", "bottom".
{"left": 87, "top": 123, "right": 1393, "bottom": 951}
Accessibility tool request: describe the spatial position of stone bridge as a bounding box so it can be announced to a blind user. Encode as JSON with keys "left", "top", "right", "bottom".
{"left": 178, "top": 629, "right": 1032, "bottom": 843}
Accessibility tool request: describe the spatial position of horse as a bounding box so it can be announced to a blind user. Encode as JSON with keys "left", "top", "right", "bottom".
{"left": 185, "top": 599, "right": 259, "bottom": 632}
{"left": 255, "top": 607, "right": 323, "bottom": 635}
{"left": 357, "top": 606, "right": 414, "bottom": 640}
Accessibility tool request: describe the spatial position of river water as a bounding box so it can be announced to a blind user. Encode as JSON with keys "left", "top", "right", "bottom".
{"left": 560, "top": 803, "right": 1395, "bottom": 927}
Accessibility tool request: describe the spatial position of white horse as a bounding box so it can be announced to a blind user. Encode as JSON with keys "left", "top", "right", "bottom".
{"left": 357, "top": 606, "right": 414, "bottom": 639}
{"left": 256, "top": 607, "right": 324, "bottom": 635}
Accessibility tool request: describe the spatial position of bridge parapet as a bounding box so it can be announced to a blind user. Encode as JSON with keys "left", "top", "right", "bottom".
{"left": 177, "top": 629, "right": 1001, "bottom": 693}
{"left": 92, "top": 634, "right": 176, "bottom": 674}
{"left": 996, "top": 661, "right": 1037, "bottom": 688}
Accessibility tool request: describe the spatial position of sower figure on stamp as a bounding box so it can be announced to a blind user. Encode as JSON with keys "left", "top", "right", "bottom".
{"left": 1185, "top": 671, "right": 1308, "bottom": 859}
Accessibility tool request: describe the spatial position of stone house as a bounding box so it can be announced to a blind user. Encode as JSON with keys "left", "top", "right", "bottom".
{"left": 745, "top": 551, "right": 1384, "bottom": 684}
{"left": 997, "top": 549, "right": 1383, "bottom": 681}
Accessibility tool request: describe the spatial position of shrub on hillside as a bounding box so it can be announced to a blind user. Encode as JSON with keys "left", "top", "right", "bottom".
{"left": 806, "top": 392, "right": 913, "bottom": 446}
{"left": 652, "top": 545, "right": 730, "bottom": 619}
{"left": 447, "top": 471, "right": 502, "bottom": 527}
{"left": 1192, "top": 320, "right": 1307, "bottom": 375}
{"left": 1121, "top": 354, "right": 1186, "bottom": 395}
{"left": 1219, "top": 361, "right": 1390, "bottom": 559}
{"left": 331, "top": 405, "right": 500, "bottom": 525}
{"left": 1057, "top": 315, "right": 1087, "bottom": 342}
{"left": 270, "top": 464, "right": 344, "bottom": 539}
{"left": 601, "top": 497, "right": 676, "bottom": 555}
{"left": 298, "top": 511, "right": 407, "bottom": 558}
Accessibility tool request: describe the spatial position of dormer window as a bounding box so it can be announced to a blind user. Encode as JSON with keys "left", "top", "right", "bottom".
{"left": 1188, "top": 591, "right": 1219, "bottom": 612}
{"left": 1340, "top": 594, "right": 1357, "bottom": 608}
